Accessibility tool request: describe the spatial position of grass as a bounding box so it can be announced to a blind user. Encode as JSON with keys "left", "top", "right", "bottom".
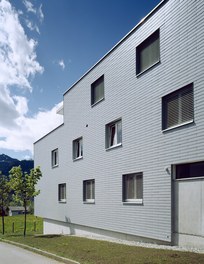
{"left": 0, "top": 214, "right": 42, "bottom": 235}
{"left": 0, "top": 216, "right": 204, "bottom": 264}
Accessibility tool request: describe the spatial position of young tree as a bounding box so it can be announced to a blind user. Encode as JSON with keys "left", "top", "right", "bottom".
{"left": 9, "top": 166, "right": 42, "bottom": 236}
{"left": 0, "top": 173, "right": 10, "bottom": 235}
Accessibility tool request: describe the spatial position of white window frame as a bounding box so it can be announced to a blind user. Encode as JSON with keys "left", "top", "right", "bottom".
{"left": 73, "top": 137, "right": 83, "bottom": 160}
{"left": 58, "top": 183, "right": 66, "bottom": 203}
{"left": 106, "top": 119, "right": 122, "bottom": 149}
{"left": 123, "top": 173, "right": 143, "bottom": 204}
{"left": 83, "top": 179, "right": 95, "bottom": 203}
{"left": 51, "top": 148, "right": 58, "bottom": 168}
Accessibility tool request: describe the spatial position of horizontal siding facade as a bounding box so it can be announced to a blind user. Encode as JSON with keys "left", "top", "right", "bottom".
{"left": 34, "top": 0, "right": 204, "bottom": 244}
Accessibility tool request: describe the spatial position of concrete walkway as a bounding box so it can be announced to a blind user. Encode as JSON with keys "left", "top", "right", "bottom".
{"left": 0, "top": 242, "right": 64, "bottom": 264}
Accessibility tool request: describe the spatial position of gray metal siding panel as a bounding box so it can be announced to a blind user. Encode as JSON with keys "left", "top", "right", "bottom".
{"left": 35, "top": 0, "right": 204, "bottom": 242}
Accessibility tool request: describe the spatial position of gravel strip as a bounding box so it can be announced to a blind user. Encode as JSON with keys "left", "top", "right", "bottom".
{"left": 74, "top": 234, "right": 204, "bottom": 254}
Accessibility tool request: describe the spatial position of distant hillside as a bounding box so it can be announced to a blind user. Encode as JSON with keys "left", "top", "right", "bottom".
{"left": 0, "top": 154, "right": 34, "bottom": 176}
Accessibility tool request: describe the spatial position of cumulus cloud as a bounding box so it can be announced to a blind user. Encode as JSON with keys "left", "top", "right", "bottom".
{"left": 0, "top": 0, "right": 63, "bottom": 157}
{"left": 25, "top": 18, "right": 40, "bottom": 34}
{"left": 0, "top": 0, "right": 43, "bottom": 90}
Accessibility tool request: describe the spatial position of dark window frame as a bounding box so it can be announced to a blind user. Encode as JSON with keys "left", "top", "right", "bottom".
{"left": 83, "top": 179, "right": 95, "bottom": 203}
{"left": 58, "top": 183, "right": 66, "bottom": 202}
{"left": 91, "top": 75, "right": 104, "bottom": 106}
{"left": 162, "top": 83, "right": 194, "bottom": 130}
{"left": 136, "top": 29, "right": 160, "bottom": 75}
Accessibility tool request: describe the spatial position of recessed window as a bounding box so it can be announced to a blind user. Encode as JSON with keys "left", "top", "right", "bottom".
{"left": 123, "top": 173, "right": 143, "bottom": 204}
{"left": 73, "top": 137, "right": 83, "bottom": 160}
{"left": 51, "top": 149, "right": 58, "bottom": 167}
{"left": 176, "top": 161, "right": 204, "bottom": 180}
{"left": 58, "top": 183, "right": 66, "bottom": 203}
{"left": 136, "top": 29, "right": 160, "bottom": 74}
{"left": 106, "top": 119, "right": 122, "bottom": 149}
{"left": 162, "top": 83, "right": 194, "bottom": 130}
{"left": 91, "top": 75, "right": 104, "bottom": 106}
{"left": 83, "top": 179, "right": 95, "bottom": 203}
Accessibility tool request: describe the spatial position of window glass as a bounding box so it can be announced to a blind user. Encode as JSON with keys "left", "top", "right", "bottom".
{"left": 137, "top": 29, "right": 160, "bottom": 74}
{"left": 83, "top": 179, "right": 95, "bottom": 203}
{"left": 73, "top": 137, "right": 83, "bottom": 160}
{"left": 58, "top": 183, "right": 66, "bottom": 202}
{"left": 162, "top": 84, "right": 193, "bottom": 130}
{"left": 91, "top": 75, "right": 104, "bottom": 105}
{"left": 52, "top": 149, "right": 58, "bottom": 167}
{"left": 106, "top": 119, "right": 122, "bottom": 148}
{"left": 123, "top": 173, "right": 143, "bottom": 202}
{"left": 176, "top": 161, "right": 204, "bottom": 179}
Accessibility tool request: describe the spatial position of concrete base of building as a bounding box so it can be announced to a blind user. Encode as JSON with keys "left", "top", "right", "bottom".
{"left": 173, "top": 232, "right": 204, "bottom": 249}
{"left": 43, "top": 218, "right": 170, "bottom": 246}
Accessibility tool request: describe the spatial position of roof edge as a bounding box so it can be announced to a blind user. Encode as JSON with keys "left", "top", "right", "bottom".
{"left": 64, "top": 0, "right": 168, "bottom": 96}
{"left": 34, "top": 123, "right": 64, "bottom": 145}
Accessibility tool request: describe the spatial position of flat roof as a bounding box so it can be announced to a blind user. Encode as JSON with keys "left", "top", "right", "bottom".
{"left": 64, "top": 0, "right": 168, "bottom": 96}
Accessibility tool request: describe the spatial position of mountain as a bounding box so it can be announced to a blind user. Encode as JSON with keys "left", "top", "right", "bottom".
{"left": 0, "top": 154, "right": 34, "bottom": 176}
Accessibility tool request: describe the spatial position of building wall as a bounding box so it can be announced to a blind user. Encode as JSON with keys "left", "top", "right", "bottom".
{"left": 35, "top": 0, "right": 204, "bottom": 246}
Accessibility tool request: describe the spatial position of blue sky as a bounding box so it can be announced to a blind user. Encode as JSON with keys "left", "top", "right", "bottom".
{"left": 0, "top": 0, "right": 161, "bottom": 160}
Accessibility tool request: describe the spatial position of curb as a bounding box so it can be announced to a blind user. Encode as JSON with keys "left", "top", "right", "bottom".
{"left": 0, "top": 239, "right": 80, "bottom": 264}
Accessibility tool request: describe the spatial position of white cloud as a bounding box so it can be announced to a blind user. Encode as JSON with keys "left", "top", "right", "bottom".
{"left": 23, "top": 0, "right": 36, "bottom": 14}
{"left": 0, "top": 90, "right": 63, "bottom": 154}
{"left": 0, "top": 0, "right": 44, "bottom": 91}
{"left": 25, "top": 18, "right": 40, "bottom": 34}
{"left": 0, "top": 0, "right": 62, "bottom": 157}
{"left": 58, "top": 59, "right": 65, "bottom": 70}
{"left": 38, "top": 4, "right": 44, "bottom": 23}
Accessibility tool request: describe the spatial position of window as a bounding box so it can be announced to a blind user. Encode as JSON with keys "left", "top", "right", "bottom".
{"left": 91, "top": 75, "right": 104, "bottom": 106}
{"left": 106, "top": 119, "right": 122, "bottom": 149}
{"left": 162, "top": 84, "right": 193, "bottom": 130}
{"left": 58, "top": 183, "right": 66, "bottom": 202}
{"left": 176, "top": 161, "right": 204, "bottom": 180}
{"left": 136, "top": 29, "right": 160, "bottom": 74}
{"left": 73, "top": 137, "right": 83, "bottom": 160}
{"left": 83, "top": 179, "right": 95, "bottom": 203}
{"left": 51, "top": 149, "right": 58, "bottom": 167}
{"left": 123, "top": 173, "right": 143, "bottom": 203}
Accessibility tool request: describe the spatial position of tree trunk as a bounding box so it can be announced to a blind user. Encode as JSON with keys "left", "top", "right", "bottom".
{"left": 1, "top": 203, "right": 5, "bottom": 235}
{"left": 24, "top": 201, "right": 27, "bottom": 237}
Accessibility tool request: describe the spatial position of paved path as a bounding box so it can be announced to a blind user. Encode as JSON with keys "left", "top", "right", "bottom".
{"left": 0, "top": 242, "right": 63, "bottom": 264}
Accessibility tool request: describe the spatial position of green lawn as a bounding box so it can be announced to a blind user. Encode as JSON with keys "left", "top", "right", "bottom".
{"left": 0, "top": 214, "right": 42, "bottom": 235}
{"left": 0, "top": 216, "right": 204, "bottom": 264}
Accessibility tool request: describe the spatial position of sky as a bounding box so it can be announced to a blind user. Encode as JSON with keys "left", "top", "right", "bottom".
{"left": 0, "top": 0, "right": 161, "bottom": 160}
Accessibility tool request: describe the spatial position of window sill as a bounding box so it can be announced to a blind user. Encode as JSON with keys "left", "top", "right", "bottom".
{"left": 52, "top": 164, "right": 59, "bottom": 169}
{"left": 136, "top": 60, "right": 160, "bottom": 77}
{"left": 123, "top": 199, "right": 143, "bottom": 205}
{"left": 106, "top": 143, "right": 122, "bottom": 151}
{"left": 162, "top": 120, "right": 194, "bottom": 132}
{"left": 83, "top": 200, "right": 95, "bottom": 204}
{"left": 91, "top": 97, "right": 104, "bottom": 107}
{"left": 59, "top": 200, "right": 66, "bottom": 203}
{"left": 73, "top": 156, "right": 83, "bottom": 162}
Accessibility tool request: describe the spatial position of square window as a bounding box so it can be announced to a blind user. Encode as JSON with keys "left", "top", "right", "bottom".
{"left": 83, "top": 179, "right": 95, "bottom": 203}
{"left": 73, "top": 137, "right": 83, "bottom": 160}
{"left": 51, "top": 149, "right": 58, "bottom": 167}
{"left": 91, "top": 75, "right": 104, "bottom": 106}
{"left": 106, "top": 119, "right": 122, "bottom": 149}
{"left": 136, "top": 29, "right": 160, "bottom": 74}
{"left": 123, "top": 173, "right": 143, "bottom": 203}
{"left": 58, "top": 183, "right": 66, "bottom": 202}
{"left": 162, "top": 83, "right": 194, "bottom": 130}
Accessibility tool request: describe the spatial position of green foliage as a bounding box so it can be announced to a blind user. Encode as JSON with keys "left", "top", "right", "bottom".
{"left": 9, "top": 166, "right": 42, "bottom": 236}
{"left": 0, "top": 172, "right": 11, "bottom": 234}
{"left": 9, "top": 166, "right": 42, "bottom": 205}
